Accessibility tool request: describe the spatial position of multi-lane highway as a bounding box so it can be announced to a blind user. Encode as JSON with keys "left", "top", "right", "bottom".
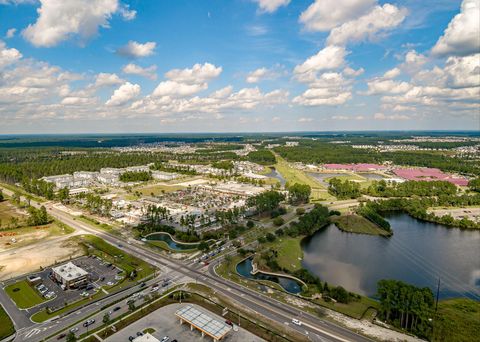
{"left": 0, "top": 187, "right": 371, "bottom": 342}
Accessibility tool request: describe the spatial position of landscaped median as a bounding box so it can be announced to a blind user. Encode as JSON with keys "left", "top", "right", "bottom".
{"left": 5, "top": 279, "right": 48, "bottom": 309}
{"left": 0, "top": 304, "right": 15, "bottom": 340}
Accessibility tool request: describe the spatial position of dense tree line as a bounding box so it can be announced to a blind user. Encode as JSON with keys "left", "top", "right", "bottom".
{"left": 468, "top": 177, "right": 480, "bottom": 192}
{"left": 328, "top": 178, "right": 361, "bottom": 199}
{"left": 284, "top": 204, "right": 331, "bottom": 237}
{"left": 119, "top": 171, "right": 153, "bottom": 182}
{"left": 365, "top": 195, "right": 480, "bottom": 229}
{"left": 287, "top": 183, "right": 311, "bottom": 204}
{"left": 357, "top": 205, "right": 392, "bottom": 233}
{"left": 365, "top": 180, "right": 457, "bottom": 197}
{"left": 274, "top": 141, "right": 479, "bottom": 175}
{"left": 151, "top": 162, "right": 197, "bottom": 175}
{"left": 0, "top": 189, "right": 3, "bottom": 201}
{"left": 21, "top": 178, "right": 55, "bottom": 199}
{"left": 246, "top": 190, "right": 285, "bottom": 214}
{"left": 377, "top": 279, "right": 434, "bottom": 338}
{"left": 246, "top": 150, "right": 276, "bottom": 165}
{"left": 211, "top": 160, "right": 234, "bottom": 170}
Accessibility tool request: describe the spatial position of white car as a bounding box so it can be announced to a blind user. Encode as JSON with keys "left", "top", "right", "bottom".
{"left": 160, "top": 337, "right": 169, "bottom": 342}
{"left": 151, "top": 286, "right": 159, "bottom": 292}
{"left": 292, "top": 318, "right": 302, "bottom": 326}
{"left": 106, "top": 281, "right": 114, "bottom": 286}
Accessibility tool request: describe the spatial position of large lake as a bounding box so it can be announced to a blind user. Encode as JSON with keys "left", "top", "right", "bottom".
{"left": 301, "top": 213, "right": 480, "bottom": 300}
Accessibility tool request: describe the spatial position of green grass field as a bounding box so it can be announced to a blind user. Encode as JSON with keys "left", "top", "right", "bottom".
{"left": 5, "top": 280, "right": 47, "bottom": 309}
{"left": 331, "top": 214, "right": 392, "bottom": 236}
{"left": 0, "top": 305, "right": 14, "bottom": 340}
{"left": 433, "top": 298, "right": 480, "bottom": 342}
{"left": 274, "top": 156, "right": 334, "bottom": 201}
{"left": 0, "top": 200, "right": 26, "bottom": 227}
{"left": 266, "top": 237, "right": 303, "bottom": 272}
{"left": 136, "top": 184, "right": 186, "bottom": 196}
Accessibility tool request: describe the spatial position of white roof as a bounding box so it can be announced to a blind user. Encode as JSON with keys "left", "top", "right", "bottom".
{"left": 52, "top": 262, "right": 88, "bottom": 281}
{"left": 176, "top": 305, "right": 232, "bottom": 339}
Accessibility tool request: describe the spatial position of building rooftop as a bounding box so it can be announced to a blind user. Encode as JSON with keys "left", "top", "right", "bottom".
{"left": 175, "top": 305, "right": 231, "bottom": 340}
{"left": 52, "top": 262, "right": 88, "bottom": 281}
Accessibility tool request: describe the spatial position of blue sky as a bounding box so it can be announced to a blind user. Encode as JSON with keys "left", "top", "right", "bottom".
{"left": 0, "top": 0, "right": 478, "bottom": 133}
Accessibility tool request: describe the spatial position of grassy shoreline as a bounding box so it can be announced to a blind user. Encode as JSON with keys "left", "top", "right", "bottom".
{"left": 331, "top": 214, "right": 392, "bottom": 236}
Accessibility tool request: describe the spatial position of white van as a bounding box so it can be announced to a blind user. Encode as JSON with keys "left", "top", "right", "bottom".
{"left": 291, "top": 318, "right": 302, "bottom": 326}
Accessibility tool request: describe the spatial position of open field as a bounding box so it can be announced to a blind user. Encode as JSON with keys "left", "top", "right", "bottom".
{"left": 428, "top": 207, "right": 480, "bottom": 223}
{"left": 263, "top": 237, "right": 303, "bottom": 272}
{"left": 0, "top": 236, "right": 84, "bottom": 280}
{"left": 0, "top": 221, "right": 74, "bottom": 252}
{"left": 0, "top": 199, "right": 26, "bottom": 227}
{"left": 5, "top": 279, "right": 47, "bottom": 309}
{"left": 331, "top": 214, "right": 392, "bottom": 236}
{"left": 274, "top": 156, "right": 334, "bottom": 201}
{"left": 433, "top": 298, "right": 480, "bottom": 342}
{"left": 0, "top": 304, "right": 14, "bottom": 340}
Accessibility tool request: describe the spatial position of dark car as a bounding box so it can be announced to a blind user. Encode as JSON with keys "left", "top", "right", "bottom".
{"left": 136, "top": 331, "right": 144, "bottom": 336}
{"left": 57, "top": 333, "right": 67, "bottom": 340}
{"left": 83, "top": 319, "right": 95, "bottom": 327}
{"left": 128, "top": 336, "right": 135, "bottom": 341}
{"left": 113, "top": 306, "right": 121, "bottom": 312}
{"left": 139, "top": 282, "right": 146, "bottom": 287}
{"left": 225, "top": 320, "right": 233, "bottom": 326}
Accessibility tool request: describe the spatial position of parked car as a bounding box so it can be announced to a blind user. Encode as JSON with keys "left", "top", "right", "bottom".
{"left": 151, "top": 286, "right": 159, "bottom": 292}
{"left": 69, "top": 327, "right": 78, "bottom": 333}
{"left": 160, "top": 337, "right": 170, "bottom": 342}
{"left": 128, "top": 336, "right": 135, "bottom": 341}
{"left": 56, "top": 333, "right": 66, "bottom": 339}
{"left": 83, "top": 319, "right": 95, "bottom": 327}
{"left": 225, "top": 320, "right": 233, "bottom": 326}
{"left": 136, "top": 332, "right": 143, "bottom": 336}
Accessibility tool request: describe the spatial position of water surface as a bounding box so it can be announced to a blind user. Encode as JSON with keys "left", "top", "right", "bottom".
{"left": 301, "top": 213, "right": 480, "bottom": 299}
{"left": 146, "top": 232, "right": 199, "bottom": 251}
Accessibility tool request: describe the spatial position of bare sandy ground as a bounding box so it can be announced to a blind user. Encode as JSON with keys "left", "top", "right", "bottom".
{"left": 0, "top": 236, "right": 84, "bottom": 280}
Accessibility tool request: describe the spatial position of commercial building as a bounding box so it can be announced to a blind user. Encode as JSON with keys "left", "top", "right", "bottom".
{"left": 176, "top": 305, "right": 232, "bottom": 342}
{"left": 52, "top": 262, "right": 89, "bottom": 289}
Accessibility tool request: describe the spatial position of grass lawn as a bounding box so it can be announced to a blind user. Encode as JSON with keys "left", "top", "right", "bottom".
{"left": 5, "top": 280, "right": 47, "bottom": 309}
{"left": 331, "top": 214, "right": 392, "bottom": 236}
{"left": 137, "top": 184, "right": 185, "bottom": 196}
{"left": 433, "top": 298, "right": 480, "bottom": 342}
{"left": 80, "top": 235, "right": 155, "bottom": 279}
{"left": 77, "top": 215, "right": 115, "bottom": 232}
{"left": 147, "top": 240, "right": 197, "bottom": 253}
{"left": 0, "top": 304, "right": 14, "bottom": 340}
{"left": 274, "top": 156, "right": 334, "bottom": 201}
{"left": 266, "top": 237, "right": 303, "bottom": 272}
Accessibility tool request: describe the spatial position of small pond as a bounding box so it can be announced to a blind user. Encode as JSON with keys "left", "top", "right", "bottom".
{"left": 146, "top": 232, "right": 199, "bottom": 251}
{"left": 236, "top": 257, "right": 303, "bottom": 294}
{"left": 265, "top": 167, "right": 286, "bottom": 187}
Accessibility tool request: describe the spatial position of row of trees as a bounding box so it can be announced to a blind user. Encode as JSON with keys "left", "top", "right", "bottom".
{"left": 21, "top": 178, "right": 55, "bottom": 199}
{"left": 78, "top": 193, "right": 112, "bottom": 216}
{"left": 357, "top": 204, "right": 392, "bottom": 232}
{"left": 27, "top": 205, "right": 50, "bottom": 226}
{"left": 151, "top": 162, "right": 197, "bottom": 175}
{"left": 283, "top": 204, "right": 331, "bottom": 237}
{"left": 377, "top": 279, "right": 434, "bottom": 338}
{"left": 328, "top": 178, "right": 361, "bottom": 199}
{"left": 246, "top": 150, "right": 276, "bottom": 165}
{"left": 365, "top": 180, "right": 457, "bottom": 197}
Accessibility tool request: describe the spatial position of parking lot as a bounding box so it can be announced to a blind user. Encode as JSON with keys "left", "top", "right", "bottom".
{"left": 23, "top": 255, "right": 123, "bottom": 311}
{"left": 105, "top": 303, "right": 264, "bottom": 342}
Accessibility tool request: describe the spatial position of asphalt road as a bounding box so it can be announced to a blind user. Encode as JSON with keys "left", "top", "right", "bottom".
{"left": 0, "top": 187, "right": 371, "bottom": 342}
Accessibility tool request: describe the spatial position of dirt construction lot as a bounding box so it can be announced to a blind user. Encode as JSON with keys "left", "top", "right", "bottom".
{"left": 0, "top": 237, "right": 84, "bottom": 280}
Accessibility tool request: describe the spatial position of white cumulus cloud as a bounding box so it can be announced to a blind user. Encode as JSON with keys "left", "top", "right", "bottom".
{"left": 117, "top": 41, "right": 156, "bottom": 58}
{"left": 94, "top": 72, "right": 124, "bottom": 87}
{"left": 253, "top": 0, "right": 290, "bottom": 13}
{"left": 327, "top": 4, "right": 407, "bottom": 46}
{"left": 22, "top": 0, "right": 122, "bottom": 47}
{"left": 300, "top": 0, "right": 376, "bottom": 32}
{"left": 106, "top": 82, "right": 140, "bottom": 106}
{"left": 294, "top": 45, "right": 347, "bottom": 76}
{"left": 165, "top": 63, "right": 222, "bottom": 84}
{"left": 122, "top": 63, "right": 157, "bottom": 80}
{"left": 0, "top": 40, "right": 22, "bottom": 69}
{"left": 432, "top": 0, "right": 480, "bottom": 57}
